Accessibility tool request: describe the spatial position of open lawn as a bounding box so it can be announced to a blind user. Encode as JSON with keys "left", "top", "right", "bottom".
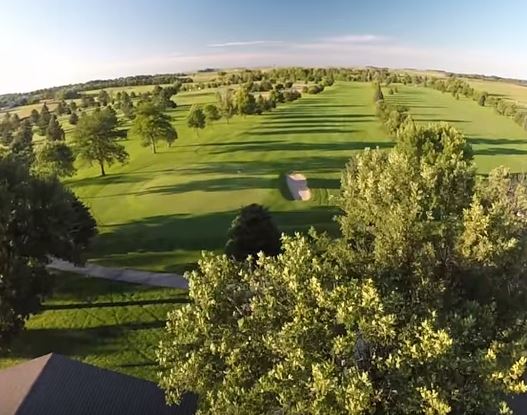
{"left": 67, "top": 82, "right": 388, "bottom": 272}
{"left": 0, "top": 272, "right": 187, "bottom": 382}
{"left": 464, "top": 78, "right": 527, "bottom": 109}
{"left": 386, "top": 85, "right": 527, "bottom": 173}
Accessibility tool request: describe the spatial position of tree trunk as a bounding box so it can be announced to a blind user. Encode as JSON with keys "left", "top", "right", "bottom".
{"left": 99, "top": 160, "right": 106, "bottom": 176}
{"left": 151, "top": 138, "right": 157, "bottom": 154}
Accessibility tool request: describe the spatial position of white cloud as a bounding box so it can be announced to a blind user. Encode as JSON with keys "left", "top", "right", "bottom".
{"left": 322, "top": 34, "right": 389, "bottom": 44}
{"left": 208, "top": 40, "right": 284, "bottom": 48}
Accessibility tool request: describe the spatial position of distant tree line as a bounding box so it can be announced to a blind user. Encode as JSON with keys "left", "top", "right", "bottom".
{"left": 0, "top": 74, "right": 192, "bottom": 109}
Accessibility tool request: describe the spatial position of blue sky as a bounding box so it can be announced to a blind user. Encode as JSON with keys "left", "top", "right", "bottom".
{"left": 0, "top": 0, "right": 525, "bottom": 93}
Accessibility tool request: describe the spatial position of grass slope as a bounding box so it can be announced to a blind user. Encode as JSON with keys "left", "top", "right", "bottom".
{"left": 69, "top": 82, "right": 388, "bottom": 272}
{"left": 0, "top": 273, "right": 187, "bottom": 381}
{"left": 386, "top": 85, "right": 527, "bottom": 173}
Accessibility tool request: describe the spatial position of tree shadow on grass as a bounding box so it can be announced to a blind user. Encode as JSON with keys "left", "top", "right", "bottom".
{"left": 43, "top": 297, "right": 190, "bottom": 311}
{"left": 92, "top": 207, "right": 341, "bottom": 259}
{"left": 5, "top": 320, "right": 166, "bottom": 360}
{"left": 474, "top": 147, "right": 527, "bottom": 156}
{"left": 468, "top": 137, "right": 527, "bottom": 145}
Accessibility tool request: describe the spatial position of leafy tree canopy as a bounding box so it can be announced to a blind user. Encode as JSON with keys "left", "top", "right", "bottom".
{"left": 0, "top": 155, "right": 96, "bottom": 349}
{"left": 72, "top": 107, "right": 128, "bottom": 176}
{"left": 128, "top": 101, "right": 177, "bottom": 153}
{"left": 158, "top": 122, "right": 527, "bottom": 414}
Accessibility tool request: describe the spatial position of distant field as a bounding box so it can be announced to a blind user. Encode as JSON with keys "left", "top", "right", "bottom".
{"left": 66, "top": 82, "right": 387, "bottom": 272}
{"left": 463, "top": 78, "right": 527, "bottom": 109}
{"left": 0, "top": 100, "right": 58, "bottom": 118}
{"left": 0, "top": 272, "right": 187, "bottom": 381}
{"left": 385, "top": 85, "right": 527, "bottom": 173}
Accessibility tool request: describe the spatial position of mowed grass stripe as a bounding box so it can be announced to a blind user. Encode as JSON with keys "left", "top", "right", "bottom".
{"left": 67, "top": 82, "right": 388, "bottom": 272}
{"left": 386, "top": 85, "right": 527, "bottom": 173}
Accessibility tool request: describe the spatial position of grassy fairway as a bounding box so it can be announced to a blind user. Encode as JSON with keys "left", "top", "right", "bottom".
{"left": 0, "top": 273, "right": 186, "bottom": 381}
{"left": 464, "top": 78, "right": 527, "bottom": 109}
{"left": 386, "top": 85, "right": 527, "bottom": 173}
{"left": 69, "top": 82, "right": 388, "bottom": 272}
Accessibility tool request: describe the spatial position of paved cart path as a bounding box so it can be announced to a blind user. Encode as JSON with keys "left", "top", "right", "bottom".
{"left": 47, "top": 258, "right": 189, "bottom": 290}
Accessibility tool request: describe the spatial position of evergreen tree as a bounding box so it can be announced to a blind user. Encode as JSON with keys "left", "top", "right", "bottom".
{"left": 35, "top": 141, "right": 76, "bottom": 177}
{"left": 224, "top": 204, "right": 281, "bottom": 261}
{"left": 69, "top": 112, "right": 79, "bottom": 125}
{"left": 30, "top": 109, "right": 40, "bottom": 125}
{"left": 373, "top": 82, "right": 384, "bottom": 102}
{"left": 46, "top": 115, "right": 65, "bottom": 141}
{"left": 38, "top": 103, "right": 52, "bottom": 135}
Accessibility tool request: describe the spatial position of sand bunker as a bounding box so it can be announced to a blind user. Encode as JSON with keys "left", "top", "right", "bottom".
{"left": 286, "top": 173, "right": 311, "bottom": 201}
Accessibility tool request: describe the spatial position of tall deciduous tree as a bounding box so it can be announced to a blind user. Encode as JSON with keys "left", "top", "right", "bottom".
{"left": 203, "top": 104, "right": 221, "bottom": 124}
{"left": 72, "top": 108, "right": 128, "bottom": 176}
{"left": 216, "top": 89, "right": 235, "bottom": 123}
{"left": 128, "top": 102, "right": 177, "bottom": 153}
{"left": 158, "top": 123, "right": 527, "bottom": 414}
{"left": 186, "top": 105, "right": 206, "bottom": 136}
{"left": 0, "top": 155, "right": 96, "bottom": 350}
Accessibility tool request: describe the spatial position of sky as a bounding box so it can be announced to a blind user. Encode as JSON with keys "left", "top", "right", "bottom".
{"left": 0, "top": 0, "right": 525, "bottom": 94}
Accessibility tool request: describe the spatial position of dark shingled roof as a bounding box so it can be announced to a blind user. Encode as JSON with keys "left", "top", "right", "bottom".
{"left": 0, "top": 353, "right": 197, "bottom": 415}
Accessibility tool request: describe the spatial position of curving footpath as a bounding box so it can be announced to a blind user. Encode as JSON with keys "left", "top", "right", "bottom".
{"left": 47, "top": 258, "right": 189, "bottom": 290}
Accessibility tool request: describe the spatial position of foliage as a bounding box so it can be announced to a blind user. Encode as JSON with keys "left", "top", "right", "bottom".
{"left": 72, "top": 107, "right": 128, "bottom": 176}
{"left": 203, "top": 104, "right": 221, "bottom": 124}
{"left": 234, "top": 87, "right": 256, "bottom": 115}
{"left": 376, "top": 100, "right": 411, "bottom": 135}
{"left": 158, "top": 123, "right": 527, "bottom": 414}
{"left": 306, "top": 84, "right": 325, "bottom": 94}
{"left": 69, "top": 111, "right": 79, "bottom": 125}
{"left": 216, "top": 89, "right": 236, "bottom": 123}
{"left": 128, "top": 102, "right": 177, "bottom": 153}
{"left": 224, "top": 203, "right": 281, "bottom": 261}
{"left": 0, "top": 155, "right": 96, "bottom": 350}
{"left": 186, "top": 105, "right": 206, "bottom": 135}
{"left": 46, "top": 115, "right": 65, "bottom": 141}
{"left": 373, "top": 82, "right": 384, "bottom": 102}
{"left": 35, "top": 141, "right": 76, "bottom": 177}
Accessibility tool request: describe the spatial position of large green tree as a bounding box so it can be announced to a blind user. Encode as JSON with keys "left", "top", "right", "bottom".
{"left": 128, "top": 102, "right": 177, "bottom": 153}
{"left": 35, "top": 141, "right": 76, "bottom": 177}
{"left": 158, "top": 122, "right": 527, "bottom": 414}
{"left": 216, "top": 89, "right": 235, "bottom": 123}
{"left": 224, "top": 203, "right": 281, "bottom": 261}
{"left": 186, "top": 105, "right": 206, "bottom": 136}
{"left": 72, "top": 108, "right": 128, "bottom": 176}
{"left": 0, "top": 155, "right": 96, "bottom": 349}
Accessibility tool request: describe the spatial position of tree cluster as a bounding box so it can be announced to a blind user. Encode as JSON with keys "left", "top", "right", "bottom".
{"left": 376, "top": 100, "right": 411, "bottom": 135}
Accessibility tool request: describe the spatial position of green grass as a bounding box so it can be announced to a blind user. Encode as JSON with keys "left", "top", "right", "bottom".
{"left": 386, "top": 85, "right": 527, "bottom": 173}
{"left": 464, "top": 78, "right": 527, "bottom": 109}
{"left": 67, "top": 82, "right": 388, "bottom": 272}
{"left": 0, "top": 272, "right": 187, "bottom": 381}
